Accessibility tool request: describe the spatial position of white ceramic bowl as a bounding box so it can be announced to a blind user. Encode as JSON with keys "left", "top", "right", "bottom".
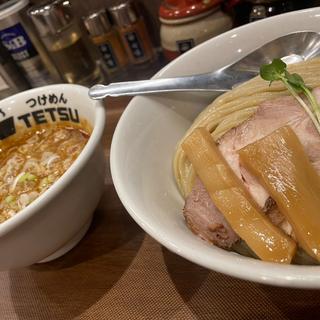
{"left": 111, "top": 8, "right": 320, "bottom": 288}
{"left": 0, "top": 84, "right": 105, "bottom": 269}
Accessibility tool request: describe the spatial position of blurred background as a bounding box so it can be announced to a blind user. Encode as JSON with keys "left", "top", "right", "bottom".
{"left": 0, "top": 0, "right": 318, "bottom": 99}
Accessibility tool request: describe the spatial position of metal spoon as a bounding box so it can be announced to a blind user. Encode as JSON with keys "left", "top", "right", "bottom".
{"left": 89, "top": 31, "right": 320, "bottom": 100}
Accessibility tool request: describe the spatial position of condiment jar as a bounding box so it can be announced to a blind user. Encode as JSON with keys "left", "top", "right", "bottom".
{"left": 108, "top": 1, "right": 154, "bottom": 65}
{"left": 83, "top": 10, "right": 129, "bottom": 78}
{"left": 159, "top": 0, "right": 233, "bottom": 61}
{"left": 28, "top": 0, "right": 101, "bottom": 86}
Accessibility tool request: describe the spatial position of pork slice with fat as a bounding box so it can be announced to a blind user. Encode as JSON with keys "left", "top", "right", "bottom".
{"left": 218, "top": 95, "right": 320, "bottom": 207}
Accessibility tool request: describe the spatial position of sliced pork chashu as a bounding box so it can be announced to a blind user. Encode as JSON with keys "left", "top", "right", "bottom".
{"left": 184, "top": 93, "right": 320, "bottom": 248}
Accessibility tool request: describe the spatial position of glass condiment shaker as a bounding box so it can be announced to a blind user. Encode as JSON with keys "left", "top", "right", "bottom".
{"left": 159, "top": 0, "right": 233, "bottom": 61}
{"left": 108, "top": 1, "right": 154, "bottom": 65}
{"left": 28, "top": 0, "right": 101, "bottom": 86}
{"left": 83, "top": 10, "right": 129, "bottom": 79}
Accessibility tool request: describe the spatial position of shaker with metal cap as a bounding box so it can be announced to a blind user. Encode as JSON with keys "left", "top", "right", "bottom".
{"left": 0, "top": 0, "right": 56, "bottom": 87}
{"left": 108, "top": 0, "right": 154, "bottom": 65}
{"left": 28, "top": 0, "right": 101, "bottom": 86}
{"left": 83, "top": 9, "right": 128, "bottom": 77}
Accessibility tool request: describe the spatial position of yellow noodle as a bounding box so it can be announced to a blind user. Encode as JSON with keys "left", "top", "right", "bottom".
{"left": 212, "top": 107, "right": 258, "bottom": 140}
{"left": 174, "top": 58, "right": 320, "bottom": 197}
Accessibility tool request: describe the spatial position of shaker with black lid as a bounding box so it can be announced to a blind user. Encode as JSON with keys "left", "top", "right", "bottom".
{"left": 108, "top": 0, "right": 154, "bottom": 65}
{"left": 28, "top": 0, "right": 101, "bottom": 86}
{"left": 229, "top": 0, "right": 301, "bottom": 25}
{"left": 249, "top": 0, "right": 296, "bottom": 21}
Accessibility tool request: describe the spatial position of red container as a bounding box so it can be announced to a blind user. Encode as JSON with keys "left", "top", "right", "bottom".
{"left": 159, "top": 0, "right": 223, "bottom": 19}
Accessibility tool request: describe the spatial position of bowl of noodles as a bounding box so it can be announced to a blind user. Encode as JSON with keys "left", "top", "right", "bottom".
{"left": 111, "top": 8, "right": 320, "bottom": 288}
{"left": 0, "top": 84, "right": 106, "bottom": 269}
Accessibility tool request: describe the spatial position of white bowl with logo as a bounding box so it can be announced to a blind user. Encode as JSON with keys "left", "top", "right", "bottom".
{"left": 0, "top": 84, "right": 106, "bottom": 269}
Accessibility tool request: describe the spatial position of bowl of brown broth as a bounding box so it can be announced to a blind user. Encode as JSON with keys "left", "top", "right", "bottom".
{"left": 0, "top": 84, "right": 106, "bottom": 269}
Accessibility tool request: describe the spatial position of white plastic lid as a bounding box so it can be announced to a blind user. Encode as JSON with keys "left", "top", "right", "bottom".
{"left": 0, "top": 0, "right": 29, "bottom": 21}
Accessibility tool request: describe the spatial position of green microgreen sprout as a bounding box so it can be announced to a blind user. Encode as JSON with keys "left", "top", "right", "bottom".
{"left": 260, "top": 58, "right": 320, "bottom": 133}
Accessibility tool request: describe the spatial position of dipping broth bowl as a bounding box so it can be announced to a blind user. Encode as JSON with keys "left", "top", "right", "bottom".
{"left": 0, "top": 84, "right": 106, "bottom": 269}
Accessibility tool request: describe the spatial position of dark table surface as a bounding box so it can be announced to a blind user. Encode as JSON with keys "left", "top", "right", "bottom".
{"left": 1, "top": 96, "right": 320, "bottom": 320}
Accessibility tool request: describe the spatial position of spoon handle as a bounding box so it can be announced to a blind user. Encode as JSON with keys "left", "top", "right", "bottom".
{"left": 88, "top": 70, "right": 257, "bottom": 99}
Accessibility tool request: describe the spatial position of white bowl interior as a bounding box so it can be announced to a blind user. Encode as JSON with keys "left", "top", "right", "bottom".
{"left": 111, "top": 8, "right": 320, "bottom": 288}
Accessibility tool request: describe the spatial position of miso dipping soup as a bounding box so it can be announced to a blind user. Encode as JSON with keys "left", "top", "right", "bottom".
{"left": 0, "top": 122, "right": 91, "bottom": 223}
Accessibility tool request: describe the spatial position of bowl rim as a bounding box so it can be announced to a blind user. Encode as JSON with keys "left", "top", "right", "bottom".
{"left": 0, "top": 83, "right": 106, "bottom": 236}
{"left": 110, "top": 7, "right": 320, "bottom": 288}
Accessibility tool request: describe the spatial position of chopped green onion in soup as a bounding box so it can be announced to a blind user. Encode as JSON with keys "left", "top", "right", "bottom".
{"left": 0, "top": 124, "right": 90, "bottom": 223}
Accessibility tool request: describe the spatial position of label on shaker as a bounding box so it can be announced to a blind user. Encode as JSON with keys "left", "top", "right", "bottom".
{"left": 0, "top": 23, "right": 52, "bottom": 87}
{"left": 99, "top": 42, "right": 119, "bottom": 70}
{"left": 0, "top": 23, "right": 37, "bottom": 61}
{"left": 124, "top": 32, "right": 145, "bottom": 59}
{"left": 177, "top": 39, "right": 195, "bottom": 54}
